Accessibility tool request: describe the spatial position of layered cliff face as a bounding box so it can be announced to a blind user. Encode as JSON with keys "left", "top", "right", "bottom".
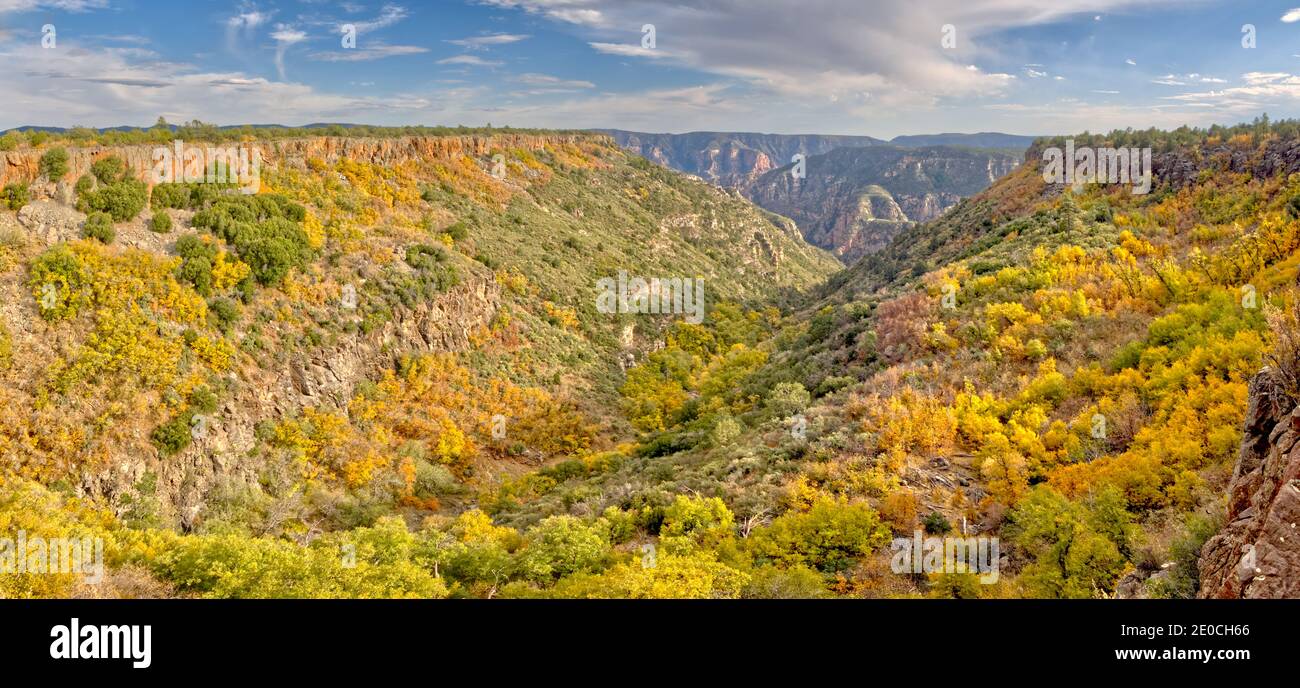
{"left": 0, "top": 133, "right": 596, "bottom": 190}
{"left": 742, "top": 145, "right": 1022, "bottom": 262}
{"left": 600, "top": 130, "right": 884, "bottom": 187}
{"left": 1198, "top": 370, "right": 1300, "bottom": 598}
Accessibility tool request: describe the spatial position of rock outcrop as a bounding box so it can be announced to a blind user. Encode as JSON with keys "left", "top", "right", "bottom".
{"left": 80, "top": 273, "right": 503, "bottom": 529}
{"left": 16, "top": 200, "right": 83, "bottom": 243}
{"left": 0, "top": 133, "right": 605, "bottom": 192}
{"left": 602, "top": 130, "right": 885, "bottom": 187}
{"left": 1198, "top": 369, "right": 1300, "bottom": 598}
{"left": 742, "top": 145, "right": 1021, "bottom": 263}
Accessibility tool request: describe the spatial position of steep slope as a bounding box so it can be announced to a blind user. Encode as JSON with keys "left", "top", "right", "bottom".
{"left": 0, "top": 131, "right": 840, "bottom": 535}
{"left": 743, "top": 145, "right": 1022, "bottom": 262}
{"left": 601, "top": 130, "right": 1036, "bottom": 189}
{"left": 475, "top": 119, "right": 1300, "bottom": 599}
{"left": 11, "top": 120, "right": 1300, "bottom": 599}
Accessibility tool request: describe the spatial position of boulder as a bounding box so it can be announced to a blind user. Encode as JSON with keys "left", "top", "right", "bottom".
{"left": 17, "top": 199, "right": 82, "bottom": 243}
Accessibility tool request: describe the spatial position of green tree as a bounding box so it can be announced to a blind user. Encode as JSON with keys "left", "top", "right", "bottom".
{"left": 515, "top": 515, "right": 610, "bottom": 582}
{"left": 748, "top": 498, "right": 891, "bottom": 573}
{"left": 82, "top": 212, "right": 115, "bottom": 243}
{"left": 661, "top": 494, "right": 735, "bottom": 547}
{"left": 39, "top": 147, "right": 69, "bottom": 180}
{"left": 3, "top": 183, "right": 29, "bottom": 210}
{"left": 1005, "top": 485, "right": 1134, "bottom": 598}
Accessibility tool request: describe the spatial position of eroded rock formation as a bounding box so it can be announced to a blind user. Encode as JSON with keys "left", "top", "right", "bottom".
{"left": 1198, "top": 369, "right": 1300, "bottom": 598}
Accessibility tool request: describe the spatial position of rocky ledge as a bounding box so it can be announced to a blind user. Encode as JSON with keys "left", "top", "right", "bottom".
{"left": 1198, "top": 369, "right": 1300, "bottom": 598}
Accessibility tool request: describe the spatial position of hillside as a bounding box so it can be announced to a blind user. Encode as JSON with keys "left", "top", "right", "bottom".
{"left": 6, "top": 119, "right": 1300, "bottom": 600}
{"left": 0, "top": 128, "right": 844, "bottom": 598}
{"left": 463, "top": 119, "right": 1300, "bottom": 599}
{"left": 743, "top": 145, "right": 1022, "bottom": 262}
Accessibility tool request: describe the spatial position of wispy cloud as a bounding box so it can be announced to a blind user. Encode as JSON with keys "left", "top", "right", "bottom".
{"left": 227, "top": 7, "right": 271, "bottom": 30}
{"left": 437, "top": 54, "right": 502, "bottom": 67}
{"left": 225, "top": 3, "right": 273, "bottom": 54}
{"left": 87, "top": 34, "right": 150, "bottom": 45}
{"left": 514, "top": 73, "right": 594, "bottom": 89}
{"left": 310, "top": 44, "right": 429, "bottom": 62}
{"left": 271, "top": 25, "right": 307, "bottom": 80}
{"left": 475, "top": 0, "right": 604, "bottom": 26}
{"left": 347, "top": 3, "right": 409, "bottom": 34}
{"left": 0, "top": 0, "right": 108, "bottom": 13}
{"left": 448, "top": 33, "right": 529, "bottom": 49}
{"left": 588, "top": 42, "right": 672, "bottom": 59}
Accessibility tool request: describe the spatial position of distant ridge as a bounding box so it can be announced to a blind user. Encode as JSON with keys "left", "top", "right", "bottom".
{"left": 600, "top": 129, "right": 1041, "bottom": 187}
{"left": 888, "top": 132, "right": 1040, "bottom": 149}
{"left": 597, "top": 129, "right": 887, "bottom": 187}
{"left": 1, "top": 122, "right": 374, "bottom": 135}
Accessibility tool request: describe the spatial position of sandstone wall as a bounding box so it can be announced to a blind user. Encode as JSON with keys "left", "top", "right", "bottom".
{"left": 0, "top": 133, "right": 607, "bottom": 190}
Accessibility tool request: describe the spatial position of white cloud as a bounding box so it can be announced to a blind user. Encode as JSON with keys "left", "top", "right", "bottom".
{"left": 514, "top": 73, "right": 595, "bottom": 89}
{"left": 437, "top": 54, "right": 502, "bottom": 67}
{"left": 310, "top": 44, "right": 428, "bottom": 62}
{"left": 588, "top": 42, "right": 673, "bottom": 59}
{"left": 271, "top": 28, "right": 306, "bottom": 44}
{"left": 0, "top": 0, "right": 107, "bottom": 12}
{"left": 271, "top": 26, "right": 307, "bottom": 80}
{"left": 476, "top": 0, "right": 604, "bottom": 26}
{"left": 348, "top": 4, "right": 409, "bottom": 33}
{"left": 1283, "top": 8, "right": 1300, "bottom": 22}
{"left": 483, "top": 0, "right": 1187, "bottom": 118}
{"left": 228, "top": 10, "right": 270, "bottom": 29}
{"left": 0, "top": 42, "right": 431, "bottom": 129}
{"left": 448, "top": 33, "right": 530, "bottom": 48}
{"left": 1156, "top": 72, "right": 1300, "bottom": 117}
{"left": 0, "top": 0, "right": 1240, "bottom": 137}
{"left": 1154, "top": 72, "right": 1227, "bottom": 86}
{"left": 225, "top": 4, "right": 274, "bottom": 55}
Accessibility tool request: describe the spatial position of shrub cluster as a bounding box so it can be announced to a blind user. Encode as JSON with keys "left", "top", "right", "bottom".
{"left": 191, "top": 195, "right": 312, "bottom": 286}
{"left": 82, "top": 212, "right": 115, "bottom": 243}
{"left": 39, "top": 147, "right": 69, "bottom": 180}
{"left": 150, "top": 181, "right": 231, "bottom": 211}
{"left": 149, "top": 212, "right": 173, "bottom": 233}
{"left": 77, "top": 155, "right": 146, "bottom": 221}
{"left": 2, "top": 183, "right": 29, "bottom": 210}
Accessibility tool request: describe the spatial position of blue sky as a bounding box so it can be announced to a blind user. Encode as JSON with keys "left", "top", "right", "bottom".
{"left": 5, "top": 0, "right": 1300, "bottom": 137}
